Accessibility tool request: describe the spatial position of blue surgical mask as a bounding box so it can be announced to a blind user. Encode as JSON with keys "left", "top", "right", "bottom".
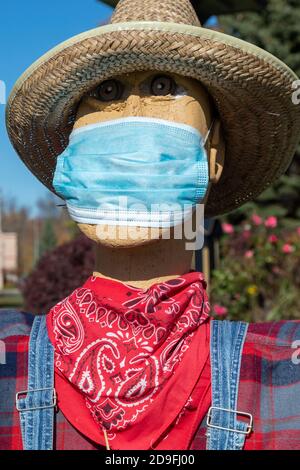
{"left": 53, "top": 117, "right": 211, "bottom": 228}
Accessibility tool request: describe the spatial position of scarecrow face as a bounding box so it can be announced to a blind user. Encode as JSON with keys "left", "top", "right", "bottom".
{"left": 74, "top": 71, "right": 224, "bottom": 247}
{"left": 75, "top": 71, "right": 213, "bottom": 135}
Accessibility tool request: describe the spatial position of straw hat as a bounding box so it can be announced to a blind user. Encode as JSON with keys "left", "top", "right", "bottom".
{"left": 6, "top": 0, "right": 300, "bottom": 217}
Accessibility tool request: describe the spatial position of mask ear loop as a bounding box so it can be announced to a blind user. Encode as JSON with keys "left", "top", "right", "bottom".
{"left": 201, "top": 118, "right": 216, "bottom": 206}
{"left": 208, "top": 120, "right": 224, "bottom": 184}
{"left": 203, "top": 118, "right": 215, "bottom": 147}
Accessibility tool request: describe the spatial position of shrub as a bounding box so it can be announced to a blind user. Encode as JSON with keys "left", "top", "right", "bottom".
{"left": 210, "top": 216, "right": 300, "bottom": 322}
{"left": 22, "top": 235, "right": 95, "bottom": 314}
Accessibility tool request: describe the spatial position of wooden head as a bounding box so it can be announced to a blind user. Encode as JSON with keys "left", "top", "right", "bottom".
{"left": 74, "top": 71, "right": 225, "bottom": 248}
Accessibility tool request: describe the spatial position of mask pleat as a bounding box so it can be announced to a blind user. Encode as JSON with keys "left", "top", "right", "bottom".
{"left": 53, "top": 118, "right": 210, "bottom": 227}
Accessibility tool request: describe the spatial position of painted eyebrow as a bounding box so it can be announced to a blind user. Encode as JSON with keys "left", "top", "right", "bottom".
{"left": 119, "top": 75, "right": 183, "bottom": 95}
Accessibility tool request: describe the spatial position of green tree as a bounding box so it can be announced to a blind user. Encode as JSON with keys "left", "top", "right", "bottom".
{"left": 39, "top": 219, "right": 57, "bottom": 258}
{"left": 220, "top": 0, "right": 300, "bottom": 222}
{"left": 221, "top": 0, "right": 300, "bottom": 75}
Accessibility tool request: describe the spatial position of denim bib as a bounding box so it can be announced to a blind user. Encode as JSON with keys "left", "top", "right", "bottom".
{"left": 16, "top": 316, "right": 250, "bottom": 450}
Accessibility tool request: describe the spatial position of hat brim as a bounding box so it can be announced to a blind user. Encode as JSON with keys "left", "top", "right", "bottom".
{"left": 6, "top": 21, "right": 300, "bottom": 217}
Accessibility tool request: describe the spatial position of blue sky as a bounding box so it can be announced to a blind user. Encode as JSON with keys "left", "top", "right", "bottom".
{"left": 0, "top": 0, "right": 112, "bottom": 214}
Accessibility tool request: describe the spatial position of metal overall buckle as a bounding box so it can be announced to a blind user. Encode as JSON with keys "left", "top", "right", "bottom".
{"left": 206, "top": 406, "right": 253, "bottom": 435}
{"left": 16, "top": 387, "right": 57, "bottom": 412}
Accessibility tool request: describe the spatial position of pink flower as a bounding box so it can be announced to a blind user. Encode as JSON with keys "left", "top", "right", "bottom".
{"left": 222, "top": 223, "right": 234, "bottom": 234}
{"left": 268, "top": 234, "right": 278, "bottom": 244}
{"left": 251, "top": 214, "right": 263, "bottom": 226}
{"left": 297, "top": 228, "right": 300, "bottom": 236}
{"left": 272, "top": 266, "right": 281, "bottom": 274}
{"left": 282, "top": 243, "right": 295, "bottom": 254}
{"left": 245, "top": 250, "right": 254, "bottom": 259}
{"left": 213, "top": 304, "right": 228, "bottom": 317}
{"left": 242, "top": 230, "right": 251, "bottom": 240}
{"left": 265, "top": 216, "right": 277, "bottom": 229}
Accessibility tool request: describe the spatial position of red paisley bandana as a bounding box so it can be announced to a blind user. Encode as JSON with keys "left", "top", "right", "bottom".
{"left": 46, "top": 271, "right": 211, "bottom": 450}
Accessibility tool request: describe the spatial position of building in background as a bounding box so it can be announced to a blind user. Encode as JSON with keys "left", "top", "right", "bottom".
{"left": 0, "top": 232, "right": 18, "bottom": 289}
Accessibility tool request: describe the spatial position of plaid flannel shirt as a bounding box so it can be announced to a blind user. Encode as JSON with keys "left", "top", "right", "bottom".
{"left": 1, "top": 310, "right": 300, "bottom": 450}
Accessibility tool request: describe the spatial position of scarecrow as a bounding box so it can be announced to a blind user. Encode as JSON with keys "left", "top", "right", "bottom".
{"left": 1, "top": 0, "right": 300, "bottom": 451}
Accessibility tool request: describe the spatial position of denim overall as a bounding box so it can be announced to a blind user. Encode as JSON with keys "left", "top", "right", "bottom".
{"left": 16, "top": 316, "right": 252, "bottom": 450}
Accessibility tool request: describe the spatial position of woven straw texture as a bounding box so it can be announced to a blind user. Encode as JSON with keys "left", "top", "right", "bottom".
{"left": 6, "top": 0, "right": 300, "bottom": 217}
{"left": 111, "top": 0, "right": 201, "bottom": 25}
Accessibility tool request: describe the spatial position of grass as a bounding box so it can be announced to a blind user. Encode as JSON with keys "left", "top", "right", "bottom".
{"left": 0, "top": 294, "right": 24, "bottom": 309}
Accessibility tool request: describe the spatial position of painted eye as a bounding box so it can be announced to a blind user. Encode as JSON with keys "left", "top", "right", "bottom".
{"left": 95, "top": 79, "right": 123, "bottom": 101}
{"left": 150, "top": 75, "right": 176, "bottom": 96}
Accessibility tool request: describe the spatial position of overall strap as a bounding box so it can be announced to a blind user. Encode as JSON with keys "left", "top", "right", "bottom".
{"left": 206, "top": 320, "right": 252, "bottom": 450}
{"left": 16, "top": 315, "right": 56, "bottom": 450}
